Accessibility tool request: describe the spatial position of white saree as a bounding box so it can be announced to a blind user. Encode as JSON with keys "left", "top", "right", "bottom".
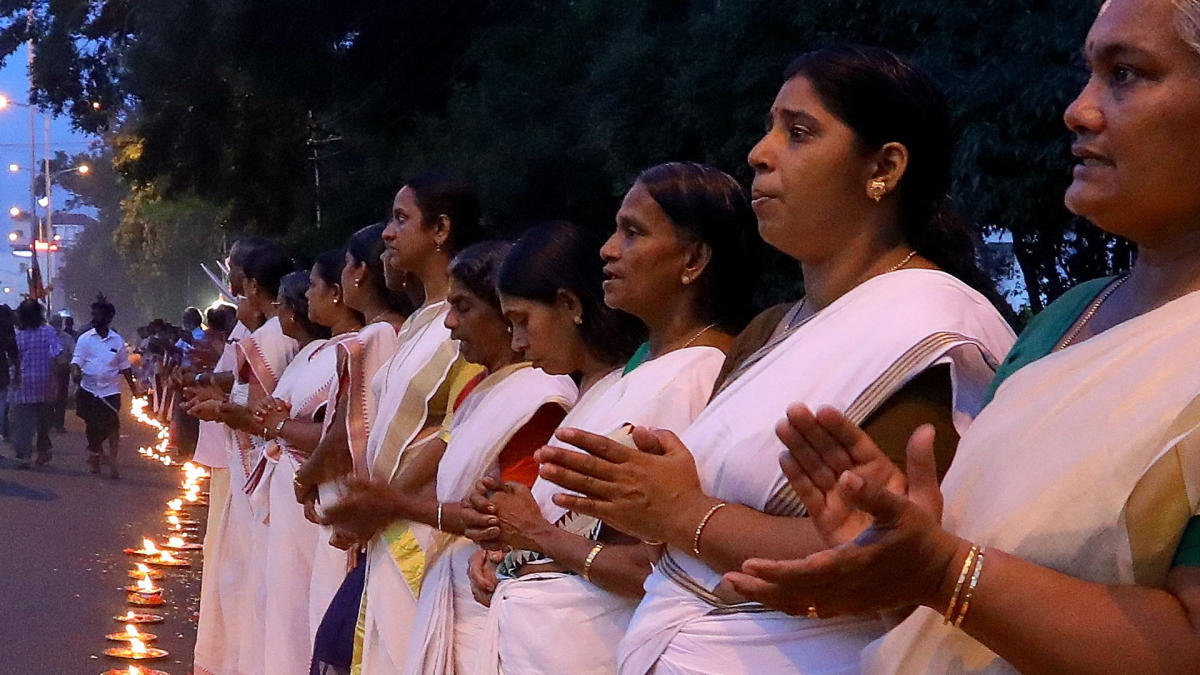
{"left": 194, "top": 321, "right": 250, "bottom": 675}
{"left": 195, "top": 316, "right": 299, "bottom": 675}
{"left": 309, "top": 320, "right": 402, "bottom": 643}
{"left": 405, "top": 363, "right": 577, "bottom": 675}
{"left": 476, "top": 345, "right": 727, "bottom": 675}
{"left": 359, "top": 301, "right": 464, "bottom": 674}
{"left": 257, "top": 334, "right": 365, "bottom": 675}
{"left": 617, "top": 270, "right": 1016, "bottom": 675}
{"left": 862, "top": 286, "right": 1200, "bottom": 674}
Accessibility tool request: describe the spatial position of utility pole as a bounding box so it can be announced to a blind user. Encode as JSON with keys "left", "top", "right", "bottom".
{"left": 25, "top": 8, "right": 42, "bottom": 303}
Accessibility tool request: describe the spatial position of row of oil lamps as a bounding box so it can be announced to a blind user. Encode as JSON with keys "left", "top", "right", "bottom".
{"left": 103, "top": 396, "right": 210, "bottom": 675}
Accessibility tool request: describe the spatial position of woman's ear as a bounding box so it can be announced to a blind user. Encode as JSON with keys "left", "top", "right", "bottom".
{"left": 681, "top": 241, "right": 713, "bottom": 286}
{"left": 865, "top": 141, "right": 911, "bottom": 199}
{"left": 432, "top": 214, "right": 452, "bottom": 252}
{"left": 556, "top": 288, "right": 584, "bottom": 325}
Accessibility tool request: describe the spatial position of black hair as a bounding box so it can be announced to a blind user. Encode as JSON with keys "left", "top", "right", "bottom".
{"left": 406, "top": 172, "right": 484, "bottom": 255}
{"left": 242, "top": 244, "right": 294, "bottom": 299}
{"left": 313, "top": 249, "right": 344, "bottom": 288}
{"left": 784, "top": 45, "right": 997, "bottom": 297}
{"left": 91, "top": 293, "right": 116, "bottom": 320}
{"left": 498, "top": 221, "right": 645, "bottom": 366}
{"left": 278, "top": 270, "right": 331, "bottom": 340}
{"left": 205, "top": 304, "right": 235, "bottom": 334}
{"left": 16, "top": 298, "right": 44, "bottom": 330}
{"left": 635, "top": 162, "right": 759, "bottom": 331}
{"left": 229, "top": 235, "right": 273, "bottom": 269}
{"left": 182, "top": 306, "right": 203, "bottom": 328}
{"left": 346, "top": 223, "right": 413, "bottom": 315}
{"left": 448, "top": 240, "right": 512, "bottom": 312}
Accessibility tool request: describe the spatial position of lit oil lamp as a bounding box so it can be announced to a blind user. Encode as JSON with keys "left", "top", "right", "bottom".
{"left": 162, "top": 536, "right": 202, "bottom": 551}
{"left": 144, "top": 550, "right": 189, "bottom": 567}
{"left": 99, "top": 666, "right": 171, "bottom": 675}
{"left": 124, "top": 538, "right": 160, "bottom": 557}
{"left": 112, "top": 611, "right": 163, "bottom": 624}
{"left": 124, "top": 576, "right": 163, "bottom": 594}
{"left": 126, "top": 576, "right": 164, "bottom": 606}
{"left": 128, "top": 563, "right": 163, "bottom": 581}
{"left": 105, "top": 623, "right": 158, "bottom": 643}
{"left": 102, "top": 636, "right": 168, "bottom": 660}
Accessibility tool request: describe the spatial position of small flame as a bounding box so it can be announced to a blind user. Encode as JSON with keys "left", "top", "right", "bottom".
{"left": 123, "top": 611, "right": 136, "bottom": 620}
{"left": 136, "top": 563, "right": 151, "bottom": 575}
{"left": 167, "top": 499, "right": 182, "bottom": 510}
{"left": 159, "top": 551, "right": 178, "bottom": 563}
{"left": 168, "top": 536, "right": 185, "bottom": 548}
{"left": 141, "top": 538, "right": 158, "bottom": 554}
{"left": 127, "top": 667, "right": 143, "bottom": 675}
{"left": 183, "top": 462, "right": 195, "bottom": 472}
{"left": 185, "top": 493, "right": 199, "bottom": 503}
{"left": 136, "top": 577, "right": 155, "bottom": 592}
{"left": 130, "top": 637, "right": 147, "bottom": 654}
{"left": 125, "top": 623, "right": 139, "bottom": 637}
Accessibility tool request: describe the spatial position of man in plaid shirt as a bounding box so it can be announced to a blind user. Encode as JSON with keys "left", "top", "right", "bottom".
{"left": 11, "top": 299, "right": 61, "bottom": 468}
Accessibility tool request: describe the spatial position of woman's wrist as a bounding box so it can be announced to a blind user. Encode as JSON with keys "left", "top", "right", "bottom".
{"left": 662, "top": 494, "right": 723, "bottom": 553}
{"left": 925, "top": 531, "right": 973, "bottom": 611}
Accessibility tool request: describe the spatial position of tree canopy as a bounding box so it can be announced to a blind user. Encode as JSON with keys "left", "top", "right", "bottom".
{"left": 1, "top": 0, "right": 1120, "bottom": 321}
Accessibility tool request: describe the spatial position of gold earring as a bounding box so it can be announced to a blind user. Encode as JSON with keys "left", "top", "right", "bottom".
{"left": 682, "top": 275, "right": 692, "bottom": 285}
{"left": 867, "top": 179, "right": 887, "bottom": 203}
{"left": 354, "top": 279, "right": 361, "bottom": 288}
{"left": 573, "top": 315, "right": 583, "bottom": 325}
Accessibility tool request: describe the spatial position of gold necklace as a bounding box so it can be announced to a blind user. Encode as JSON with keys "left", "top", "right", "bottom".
{"left": 885, "top": 250, "right": 917, "bottom": 274}
{"left": 680, "top": 322, "right": 719, "bottom": 350}
{"left": 1056, "top": 275, "right": 1129, "bottom": 351}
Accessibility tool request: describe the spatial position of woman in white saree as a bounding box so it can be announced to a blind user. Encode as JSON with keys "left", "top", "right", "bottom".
{"left": 293, "top": 224, "right": 413, "bottom": 641}
{"left": 243, "top": 256, "right": 364, "bottom": 675}
{"left": 192, "top": 244, "right": 299, "bottom": 675}
{"left": 460, "top": 164, "right": 760, "bottom": 674}
{"left": 336, "top": 240, "right": 575, "bottom": 675}
{"left": 725, "top": 2, "right": 1200, "bottom": 673}
{"left": 536, "top": 47, "right": 1016, "bottom": 674}
{"left": 308, "top": 173, "right": 487, "bottom": 675}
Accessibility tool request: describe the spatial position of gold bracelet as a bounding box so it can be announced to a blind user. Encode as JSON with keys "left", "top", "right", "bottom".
{"left": 436, "top": 503, "right": 444, "bottom": 532}
{"left": 692, "top": 501, "right": 728, "bottom": 557}
{"left": 582, "top": 543, "right": 605, "bottom": 582}
{"left": 943, "top": 543, "right": 979, "bottom": 625}
{"left": 954, "top": 548, "right": 985, "bottom": 627}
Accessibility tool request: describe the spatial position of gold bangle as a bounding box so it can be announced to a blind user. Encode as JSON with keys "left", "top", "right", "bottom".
{"left": 582, "top": 543, "right": 605, "bottom": 582}
{"left": 943, "top": 543, "right": 979, "bottom": 625}
{"left": 954, "top": 548, "right": 985, "bottom": 627}
{"left": 692, "top": 501, "right": 728, "bottom": 557}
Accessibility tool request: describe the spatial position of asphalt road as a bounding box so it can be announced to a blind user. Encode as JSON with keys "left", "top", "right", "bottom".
{"left": 0, "top": 410, "right": 204, "bottom": 675}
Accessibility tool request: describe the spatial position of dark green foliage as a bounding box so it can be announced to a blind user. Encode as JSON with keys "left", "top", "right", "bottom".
{"left": 2, "top": 0, "right": 1120, "bottom": 319}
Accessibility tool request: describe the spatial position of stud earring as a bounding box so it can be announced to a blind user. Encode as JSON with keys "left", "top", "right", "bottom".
{"left": 867, "top": 179, "right": 887, "bottom": 203}
{"left": 681, "top": 275, "right": 692, "bottom": 285}
{"left": 573, "top": 315, "right": 583, "bottom": 325}
{"left": 354, "top": 279, "right": 361, "bottom": 288}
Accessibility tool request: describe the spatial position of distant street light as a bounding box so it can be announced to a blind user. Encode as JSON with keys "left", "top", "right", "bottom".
{"left": 7, "top": 232, "right": 17, "bottom": 242}
{"left": 37, "top": 196, "right": 47, "bottom": 208}
{"left": 8, "top": 163, "right": 18, "bottom": 173}
{"left": 8, "top": 207, "right": 19, "bottom": 218}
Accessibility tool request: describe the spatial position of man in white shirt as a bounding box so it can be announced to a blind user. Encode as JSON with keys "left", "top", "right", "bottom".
{"left": 70, "top": 297, "right": 142, "bottom": 478}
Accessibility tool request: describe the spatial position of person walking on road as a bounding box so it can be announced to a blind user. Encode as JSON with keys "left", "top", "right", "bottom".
{"left": 49, "top": 313, "right": 75, "bottom": 433}
{"left": 71, "top": 296, "right": 142, "bottom": 478}
{"left": 11, "top": 300, "right": 60, "bottom": 469}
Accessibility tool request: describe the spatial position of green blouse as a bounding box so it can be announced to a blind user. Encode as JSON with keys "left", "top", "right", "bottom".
{"left": 981, "top": 277, "right": 1200, "bottom": 568}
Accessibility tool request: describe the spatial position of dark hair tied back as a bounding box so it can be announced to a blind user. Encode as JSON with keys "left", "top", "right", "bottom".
{"left": 346, "top": 223, "right": 412, "bottom": 316}
{"left": 406, "top": 172, "right": 484, "bottom": 256}
{"left": 498, "top": 221, "right": 645, "bottom": 366}
{"left": 636, "top": 162, "right": 759, "bottom": 331}
{"left": 449, "top": 241, "right": 513, "bottom": 312}
{"left": 784, "top": 45, "right": 997, "bottom": 297}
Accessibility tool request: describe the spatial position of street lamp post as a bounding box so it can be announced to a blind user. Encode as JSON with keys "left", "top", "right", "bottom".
{"left": 5, "top": 162, "right": 89, "bottom": 309}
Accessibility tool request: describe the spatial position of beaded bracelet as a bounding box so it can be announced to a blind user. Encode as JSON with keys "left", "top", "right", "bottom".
{"left": 692, "top": 501, "right": 728, "bottom": 557}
